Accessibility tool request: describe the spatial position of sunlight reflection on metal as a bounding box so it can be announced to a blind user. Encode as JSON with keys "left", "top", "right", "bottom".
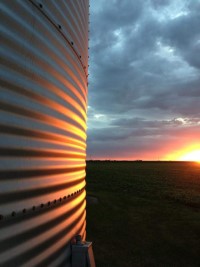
{"left": 0, "top": 0, "right": 89, "bottom": 266}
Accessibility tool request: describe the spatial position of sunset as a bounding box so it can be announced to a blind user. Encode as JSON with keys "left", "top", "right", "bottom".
{"left": 87, "top": 0, "right": 200, "bottom": 161}
{"left": 1, "top": 0, "right": 200, "bottom": 267}
{"left": 178, "top": 149, "right": 200, "bottom": 162}
{"left": 163, "top": 144, "right": 200, "bottom": 162}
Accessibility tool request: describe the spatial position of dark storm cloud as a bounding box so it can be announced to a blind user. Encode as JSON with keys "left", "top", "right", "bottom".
{"left": 162, "top": 9, "right": 200, "bottom": 69}
{"left": 87, "top": 0, "right": 200, "bottom": 159}
{"left": 89, "top": 118, "right": 200, "bottom": 141}
{"left": 150, "top": 0, "right": 171, "bottom": 9}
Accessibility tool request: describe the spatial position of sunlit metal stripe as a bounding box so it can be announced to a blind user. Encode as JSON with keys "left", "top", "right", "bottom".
{"left": 1, "top": 74, "right": 86, "bottom": 121}
{"left": 0, "top": 166, "right": 85, "bottom": 180}
{"left": 41, "top": 0, "right": 87, "bottom": 70}
{"left": 26, "top": 212, "right": 86, "bottom": 267}
{"left": 0, "top": 53, "right": 87, "bottom": 119}
{"left": 1, "top": 4, "right": 87, "bottom": 108}
{"left": 28, "top": 0, "right": 88, "bottom": 80}
{"left": 0, "top": 181, "right": 85, "bottom": 204}
{"left": 0, "top": 189, "right": 85, "bottom": 232}
{"left": 0, "top": 191, "right": 86, "bottom": 266}
{"left": 67, "top": 1, "right": 88, "bottom": 61}
{"left": 0, "top": 101, "right": 86, "bottom": 141}
{"left": 0, "top": 0, "right": 88, "bottom": 265}
{"left": 1, "top": 79, "right": 87, "bottom": 124}
{"left": 0, "top": 192, "right": 86, "bottom": 245}
{"left": 44, "top": 0, "right": 89, "bottom": 72}
{"left": 0, "top": 125, "right": 86, "bottom": 149}
{"left": 0, "top": 148, "right": 85, "bottom": 159}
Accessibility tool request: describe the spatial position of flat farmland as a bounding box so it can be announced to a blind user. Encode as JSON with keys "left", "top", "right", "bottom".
{"left": 86, "top": 161, "right": 200, "bottom": 267}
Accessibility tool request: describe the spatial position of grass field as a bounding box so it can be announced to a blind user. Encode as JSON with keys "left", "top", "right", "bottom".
{"left": 86, "top": 161, "right": 200, "bottom": 267}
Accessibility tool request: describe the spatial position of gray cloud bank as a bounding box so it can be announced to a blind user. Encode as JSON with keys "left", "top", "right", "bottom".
{"left": 87, "top": 0, "right": 200, "bottom": 160}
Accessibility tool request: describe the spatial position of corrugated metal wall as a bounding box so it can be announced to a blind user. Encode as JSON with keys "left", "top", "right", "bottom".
{"left": 0, "top": 0, "right": 89, "bottom": 266}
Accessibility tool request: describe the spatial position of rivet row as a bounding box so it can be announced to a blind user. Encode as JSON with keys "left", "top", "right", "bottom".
{"left": 0, "top": 188, "right": 85, "bottom": 222}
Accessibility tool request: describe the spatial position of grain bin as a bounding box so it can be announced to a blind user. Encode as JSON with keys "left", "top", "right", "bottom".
{"left": 0, "top": 0, "right": 89, "bottom": 266}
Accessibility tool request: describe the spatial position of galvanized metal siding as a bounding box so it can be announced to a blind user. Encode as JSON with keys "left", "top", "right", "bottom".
{"left": 0, "top": 0, "right": 89, "bottom": 266}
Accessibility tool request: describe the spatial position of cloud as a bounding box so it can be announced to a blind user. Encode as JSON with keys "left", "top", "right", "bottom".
{"left": 87, "top": 0, "right": 200, "bottom": 159}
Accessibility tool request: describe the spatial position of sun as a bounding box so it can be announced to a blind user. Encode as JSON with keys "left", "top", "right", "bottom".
{"left": 178, "top": 149, "right": 200, "bottom": 163}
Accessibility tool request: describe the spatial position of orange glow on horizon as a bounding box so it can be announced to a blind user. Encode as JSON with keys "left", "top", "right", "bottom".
{"left": 164, "top": 144, "right": 200, "bottom": 163}
{"left": 178, "top": 150, "right": 200, "bottom": 163}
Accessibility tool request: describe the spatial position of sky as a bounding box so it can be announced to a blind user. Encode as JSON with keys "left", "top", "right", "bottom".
{"left": 86, "top": 0, "right": 200, "bottom": 161}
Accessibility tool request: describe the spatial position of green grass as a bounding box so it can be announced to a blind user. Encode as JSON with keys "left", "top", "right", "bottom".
{"left": 86, "top": 161, "right": 200, "bottom": 267}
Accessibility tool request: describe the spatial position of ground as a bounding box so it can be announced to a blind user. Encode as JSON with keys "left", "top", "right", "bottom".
{"left": 86, "top": 161, "right": 200, "bottom": 267}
